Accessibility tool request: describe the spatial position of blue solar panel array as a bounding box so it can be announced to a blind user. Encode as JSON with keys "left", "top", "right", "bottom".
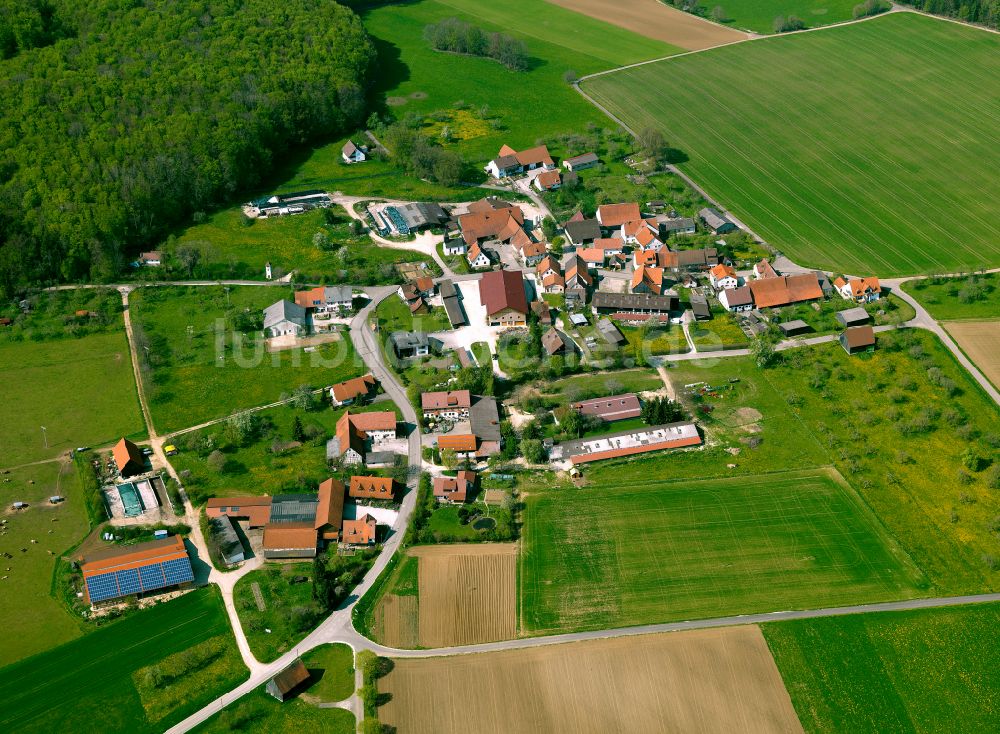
{"left": 85, "top": 554, "right": 194, "bottom": 603}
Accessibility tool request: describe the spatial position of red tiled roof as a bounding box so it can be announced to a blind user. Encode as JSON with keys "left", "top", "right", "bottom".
{"left": 421, "top": 390, "right": 472, "bottom": 411}
{"left": 479, "top": 270, "right": 528, "bottom": 316}
{"left": 206, "top": 496, "right": 272, "bottom": 508}
{"left": 433, "top": 470, "right": 477, "bottom": 502}
{"left": 332, "top": 374, "right": 375, "bottom": 403}
{"left": 262, "top": 523, "right": 317, "bottom": 551}
{"left": 81, "top": 535, "right": 187, "bottom": 576}
{"left": 294, "top": 286, "right": 325, "bottom": 309}
{"left": 315, "top": 479, "right": 345, "bottom": 531}
{"left": 342, "top": 515, "right": 377, "bottom": 545}
{"left": 570, "top": 434, "right": 702, "bottom": 464}
{"left": 112, "top": 437, "right": 144, "bottom": 474}
{"left": 349, "top": 475, "right": 395, "bottom": 500}
{"left": 535, "top": 170, "right": 561, "bottom": 189}
{"left": 597, "top": 203, "right": 641, "bottom": 227}
{"left": 437, "top": 434, "right": 478, "bottom": 451}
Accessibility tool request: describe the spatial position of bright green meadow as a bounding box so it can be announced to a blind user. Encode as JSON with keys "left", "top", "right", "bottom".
{"left": 582, "top": 13, "right": 1000, "bottom": 275}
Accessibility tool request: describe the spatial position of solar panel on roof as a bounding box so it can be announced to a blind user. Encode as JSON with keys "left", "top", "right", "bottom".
{"left": 162, "top": 558, "right": 194, "bottom": 585}
{"left": 139, "top": 564, "right": 165, "bottom": 590}
{"left": 86, "top": 573, "right": 120, "bottom": 603}
{"left": 116, "top": 568, "right": 141, "bottom": 595}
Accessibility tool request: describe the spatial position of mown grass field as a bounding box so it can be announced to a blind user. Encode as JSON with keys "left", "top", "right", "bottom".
{"left": 302, "top": 643, "right": 355, "bottom": 702}
{"left": 0, "top": 332, "right": 145, "bottom": 466}
{"left": 375, "top": 294, "right": 451, "bottom": 334}
{"left": 192, "top": 688, "right": 355, "bottom": 734}
{"left": 234, "top": 563, "right": 321, "bottom": 663}
{"left": 520, "top": 468, "right": 924, "bottom": 633}
{"left": 764, "top": 602, "right": 1000, "bottom": 733}
{"left": 0, "top": 462, "right": 89, "bottom": 667}
{"left": 713, "top": 0, "right": 859, "bottom": 33}
{"left": 0, "top": 589, "right": 247, "bottom": 734}
{"left": 903, "top": 272, "right": 1000, "bottom": 321}
{"left": 130, "top": 286, "right": 364, "bottom": 433}
{"left": 583, "top": 13, "right": 1000, "bottom": 275}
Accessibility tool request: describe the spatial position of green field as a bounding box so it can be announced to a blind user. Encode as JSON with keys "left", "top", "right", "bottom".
{"left": 161, "top": 206, "right": 438, "bottom": 284}
{"left": 192, "top": 687, "right": 355, "bottom": 734}
{"left": 234, "top": 563, "right": 324, "bottom": 663}
{"left": 712, "top": 0, "right": 860, "bottom": 33}
{"left": 583, "top": 13, "right": 1000, "bottom": 275}
{"left": 130, "top": 285, "right": 364, "bottom": 433}
{"left": 521, "top": 469, "right": 924, "bottom": 633}
{"left": 764, "top": 602, "right": 1000, "bottom": 733}
{"left": 579, "top": 331, "right": 1000, "bottom": 594}
{"left": 375, "top": 294, "right": 451, "bottom": 334}
{"left": 0, "top": 589, "right": 247, "bottom": 734}
{"left": 169, "top": 401, "right": 397, "bottom": 505}
{"left": 0, "top": 332, "right": 145, "bottom": 466}
{"left": 302, "top": 643, "right": 356, "bottom": 702}
{"left": 0, "top": 462, "right": 89, "bottom": 666}
{"left": 903, "top": 273, "right": 1000, "bottom": 321}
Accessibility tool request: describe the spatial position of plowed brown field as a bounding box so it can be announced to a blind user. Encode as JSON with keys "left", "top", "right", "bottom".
{"left": 380, "top": 626, "right": 803, "bottom": 733}
{"left": 413, "top": 543, "right": 517, "bottom": 647}
{"left": 945, "top": 320, "right": 1000, "bottom": 390}
{"left": 546, "top": 0, "right": 749, "bottom": 52}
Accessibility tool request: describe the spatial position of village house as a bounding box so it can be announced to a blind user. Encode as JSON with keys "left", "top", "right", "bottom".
{"left": 137, "top": 251, "right": 162, "bottom": 267}
{"left": 342, "top": 140, "right": 367, "bottom": 163}
{"left": 422, "top": 389, "right": 472, "bottom": 420}
{"left": 542, "top": 327, "right": 567, "bottom": 356}
{"left": 563, "top": 254, "right": 593, "bottom": 291}
{"left": 709, "top": 264, "right": 739, "bottom": 290}
{"left": 480, "top": 269, "right": 529, "bottom": 327}
{"left": 333, "top": 411, "right": 397, "bottom": 465}
{"left": 835, "top": 276, "right": 882, "bottom": 303}
{"left": 592, "top": 291, "right": 678, "bottom": 317}
{"left": 349, "top": 475, "right": 396, "bottom": 501}
{"left": 661, "top": 217, "right": 696, "bottom": 237}
{"left": 719, "top": 285, "right": 754, "bottom": 312}
{"left": 330, "top": 373, "right": 377, "bottom": 407}
{"left": 562, "top": 152, "right": 599, "bottom": 172}
{"left": 295, "top": 285, "right": 353, "bottom": 314}
{"left": 536, "top": 255, "right": 560, "bottom": 279}
{"left": 596, "top": 202, "right": 642, "bottom": 230}
{"left": 442, "top": 238, "right": 467, "bottom": 256}
{"left": 484, "top": 144, "right": 554, "bottom": 178}
{"left": 390, "top": 331, "right": 440, "bottom": 359}
{"left": 518, "top": 240, "right": 547, "bottom": 267}
{"left": 563, "top": 214, "right": 602, "bottom": 246}
{"left": 659, "top": 248, "right": 720, "bottom": 272}
{"left": 433, "top": 471, "right": 477, "bottom": 503}
{"left": 631, "top": 265, "right": 664, "bottom": 295}
{"left": 577, "top": 248, "right": 607, "bottom": 269}
{"left": 532, "top": 170, "right": 562, "bottom": 191}
{"left": 466, "top": 242, "right": 493, "bottom": 269}
{"left": 754, "top": 259, "right": 779, "bottom": 279}
{"left": 699, "top": 207, "right": 737, "bottom": 234}
{"left": 263, "top": 299, "right": 308, "bottom": 338}
{"left": 342, "top": 515, "right": 377, "bottom": 545}
{"left": 749, "top": 272, "right": 824, "bottom": 309}
{"left": 532, "top": 300, "right": 553, "bottom": 325}
{"left": 689, "top": 293, "right": 712, "bottom": 321}
{"left": 436, "top": 433, "right": 479, "bottom": 458}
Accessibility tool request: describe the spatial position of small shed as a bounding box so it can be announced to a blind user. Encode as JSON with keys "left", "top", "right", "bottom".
{"left": 12, "top": 501, "right": 28, "bottom": 510}
{"left": 689, "top": 294, "right": 712, "bottom": 321}
{"left": 779, "top": 319, "right": 811, "bottom": 337}
{"left": 266, "top": 658, "right": 310, "bottom": 702}
{"left": 569, "top": 313, "right": 588, "bottom": 327}
{"left": 836, "top": 307, "right": 870, "bottom": 327}
{"left": 48, "top": 496, "right": 65, "bottom": 504}
{"left": 840, "top": 325, "right": 876, "bottom": 355}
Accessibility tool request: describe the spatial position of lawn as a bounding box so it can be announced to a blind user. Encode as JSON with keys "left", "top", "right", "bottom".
{"left": 690, "top": 308, "right": 750, "bottom": 349}
{"left": 520, "top": 468, "right": 925, "bottom": 633}
{"left": 375, "top": 294, "right": 452, "bottom": 334}
{"left": 302, "top": 643, "right": 355, "bottom": 702}
{"left": 903, "top": 272, "right": 1000, "bottom": 321}
{"left": 129, "top": 285, "right": 365, "bottom": 433}
{"left": 0, "top": 588, "right": 247, "bottom": 734}
{"left": 169, "top": 401, "right": 397, "bottom": 505}
{"left": 234, "top": 563, "right": 325, "bottom": 663}
{"left": 763, "top": 602, "right": 1000, "bottom": 733}
{"left": 619, "top": 321, "right": 689, "bottom": 356}
{"left": 0, "top": 330, "right": 145, "bottom": 466}
{"left": 544, "top": 368, "right": 664, "bottom": 399}
{"left": 712, "top": 0, "right": 860, "bottom": 34}
{"left": 0, "top": 462, "right": 90, "bottom": 667}
{"left": 582, "top": 13, "right": 1000, "bottom": 275}
{"left": 160, "top": 205, "right": 437, "bottom": 284}
{"left": 770, "top": 292, "right": 915, "bottom": 336}
{"left": 191, "top": 688, "right": 356, "bottom": 734}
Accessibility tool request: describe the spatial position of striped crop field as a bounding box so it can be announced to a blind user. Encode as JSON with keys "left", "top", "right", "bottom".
{"left": 520, "top": 469, "right": 926, "bottom": 634}
{"left": 582, "top": 12, "right": 1000, "bottom": 276}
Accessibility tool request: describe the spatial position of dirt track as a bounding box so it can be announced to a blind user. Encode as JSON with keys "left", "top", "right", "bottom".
{"left": 380, "top": 625, "right": 803, "bottom": 733}
{"left": 546, "top": 0, "right": 749, "bottom": 51}
{"left": 415, "top": 543, "right": 517, "bottom": 647}
{"left": 945, "top": 320, "right": 1000, "bottom": 390}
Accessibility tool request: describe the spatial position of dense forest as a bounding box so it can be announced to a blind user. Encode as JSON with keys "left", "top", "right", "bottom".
{"left": 0, "top": 0, "right": 375, "bottom": 298}
{"left": 898, "top": 0, "right": 999, "bottom": 28}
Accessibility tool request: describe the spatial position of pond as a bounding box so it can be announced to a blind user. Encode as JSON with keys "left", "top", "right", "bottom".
{"left": 472, "top": 517, "right": 496, "bottom": 531}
